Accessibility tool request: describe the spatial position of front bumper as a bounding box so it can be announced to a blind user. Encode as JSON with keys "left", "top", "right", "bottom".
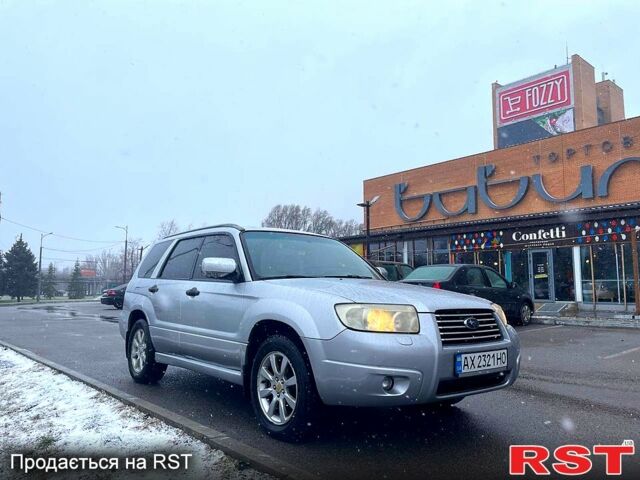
{"left": 305, "top": 314, "right": 520, "bottom": 407}
{"left": 100, "top": 297, "right": 115, "bottom": 305}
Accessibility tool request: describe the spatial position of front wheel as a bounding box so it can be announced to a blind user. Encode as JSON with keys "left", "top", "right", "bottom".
{"left": 250, "top": 335, "right": 319, "bottom": 442}
{"left": 127, "top": 319, "right": 167, "bottom": 384}
{"left": 518, "top": 303, "right": 532, "bottom": 326}
{"left": 114, "top": 299, "right": 123, "bottom": 309}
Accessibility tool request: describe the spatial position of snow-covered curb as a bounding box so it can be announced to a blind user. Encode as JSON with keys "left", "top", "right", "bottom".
{"left": 0, "top": 347, "right": 270, "bottom": 479}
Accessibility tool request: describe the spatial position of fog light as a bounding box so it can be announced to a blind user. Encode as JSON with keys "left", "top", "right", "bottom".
{"left": 381, "top": 376, "right": 394, "bottom": 391}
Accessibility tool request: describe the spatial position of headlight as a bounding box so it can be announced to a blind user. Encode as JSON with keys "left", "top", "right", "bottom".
{"left": 335, "top": 304, "right": 419, "bottom": 333}
{"left": 491, "top": 303, "right": 508, "bottom": 326}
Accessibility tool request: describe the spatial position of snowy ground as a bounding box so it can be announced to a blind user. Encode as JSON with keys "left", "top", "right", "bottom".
{"left": 0, "top": 347, "right": 271, "bottom": 479}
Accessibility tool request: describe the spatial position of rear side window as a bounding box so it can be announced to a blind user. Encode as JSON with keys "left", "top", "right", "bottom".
{"left": 464, "top": 268, "right": 489, "bottom": 287}
{"left": 193, "top": 235, "right": 239, "bottom": 280}
{"left": 381, "top": 265, "right": 399, "bottom": 281}
{"left": 399, "top": 265, "right": 413, "bottom": 279}
{"left": 485, "top": 269, "right": 508, "bottom": 288}
{"left": 137, "top": 240, "right": 172, "bottom": 278}
{"left": 160, "top": 237, "right": 203, "bottom": 280}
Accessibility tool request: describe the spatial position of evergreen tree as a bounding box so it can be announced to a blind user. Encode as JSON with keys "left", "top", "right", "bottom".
{"left": 68, "top": 260, "right": 85, "bottom": 299}
{"left": 4, "top": 235, "right": 38, "bottom": 302}
{"left": 42, "top": 263, "right": 57, "bottom": 299}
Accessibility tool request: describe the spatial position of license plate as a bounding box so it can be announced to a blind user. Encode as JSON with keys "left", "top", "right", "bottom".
{"left": 455, "top": 349, "right": 508, "bottom": 376}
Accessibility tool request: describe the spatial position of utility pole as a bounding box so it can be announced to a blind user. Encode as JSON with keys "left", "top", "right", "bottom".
{"left": 139, "top": 245, "right": 145, "bottom": 261}
{"left": 115, "top": 225, "right": 128, "bottom": 284}
{"left": 37, "top": 232, "right": 54, "bottom": 302}
{"left": 357, "top": 195, "right": 381, "bottom": 259}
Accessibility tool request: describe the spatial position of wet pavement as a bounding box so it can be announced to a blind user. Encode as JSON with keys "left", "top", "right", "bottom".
{"left": 0, "top": 302, "right": 639, "bottom": 479}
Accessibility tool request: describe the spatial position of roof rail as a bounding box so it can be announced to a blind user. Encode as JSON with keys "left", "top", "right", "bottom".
{"left": 163, "top": 224, "right": 245, "bottom": 239}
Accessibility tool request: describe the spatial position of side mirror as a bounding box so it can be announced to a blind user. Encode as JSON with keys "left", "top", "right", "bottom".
{"left": 376, "top": 266, "right": 389, "bottom": 280}
{"left": 202, "top": 257, "right": 237, "bottom": 279}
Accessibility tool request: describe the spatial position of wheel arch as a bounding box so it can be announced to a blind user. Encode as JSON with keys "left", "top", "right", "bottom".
{"left": 242, "top": 319, "right": 312, "bottom": 395}
{"left": 125, "top": 309, "right": 148, "bottom": 355}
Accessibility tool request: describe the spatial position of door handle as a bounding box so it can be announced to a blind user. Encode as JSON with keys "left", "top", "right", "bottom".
{"left": 186, "top": 287, "right": 200, "bottom": 297}
{"left": 148, "top": 285, "right": 159, "bottom": 293}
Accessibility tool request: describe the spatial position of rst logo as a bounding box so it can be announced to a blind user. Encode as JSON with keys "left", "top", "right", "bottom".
{"left": 497, "top": 66, "right": 572, "bottom": 126}
{"left": 509, "top": 441, "right": 635, "bottom": 476}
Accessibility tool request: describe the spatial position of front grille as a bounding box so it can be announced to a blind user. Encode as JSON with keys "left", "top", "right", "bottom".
{"left": 435, "top": 309, "right": 502, "bottom": 345}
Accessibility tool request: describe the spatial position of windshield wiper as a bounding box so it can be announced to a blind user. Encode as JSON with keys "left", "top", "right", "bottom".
{"left": 259, "top": 275, "right": 316, "bottom": 280}
{"left": 318, "top": 275, "right": 373, "bottom": 279}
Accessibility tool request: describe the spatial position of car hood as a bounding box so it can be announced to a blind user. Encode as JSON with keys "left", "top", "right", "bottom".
{"left": 263, "top": 278, "right": 493, "bottom": 313}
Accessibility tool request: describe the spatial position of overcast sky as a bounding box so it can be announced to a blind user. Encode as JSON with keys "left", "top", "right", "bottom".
{"left": 1, "top": 0, "right": 639, "bottom": 267}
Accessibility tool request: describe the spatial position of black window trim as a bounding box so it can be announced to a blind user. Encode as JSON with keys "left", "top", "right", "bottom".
{"left": 158, "top": 236, "right": 204, "bottom": 281}
{"left": 481, "top": 266, "right": 508, "bottom": 289}
{"left": 138, "top": 239, "right": 173, "bottom": 279}
{"left": 191, "top": 232, "right": 244, "bottom": 283}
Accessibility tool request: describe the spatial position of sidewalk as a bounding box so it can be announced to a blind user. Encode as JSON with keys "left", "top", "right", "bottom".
{"left": 0, "top": 346, "right": 270, "bottom": 480}
{"left": 532, "top": 310, "right": 640, "bottom": 329}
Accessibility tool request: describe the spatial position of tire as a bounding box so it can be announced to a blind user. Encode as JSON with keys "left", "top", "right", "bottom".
{"left": 250, "top": 335, "right": 319, "bottom": 442}
{"left": 114, "top": 299, "right": 123, "bottom": 310}
{"left": 518, "top": 302, "right": 532, "bottom": 326}
{"left": 127, "top": 319, "right": 167, "bottom": 384}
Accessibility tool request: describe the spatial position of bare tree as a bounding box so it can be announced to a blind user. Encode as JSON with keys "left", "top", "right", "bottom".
{"left": 262, "top": 204, "right": 363, "bottom": 238}
{"left": 157, "top": 219, "right": 180, "bottom": 239}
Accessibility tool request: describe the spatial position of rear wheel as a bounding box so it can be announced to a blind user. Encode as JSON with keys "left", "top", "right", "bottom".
{"left": 250, "top": 335, "right": 319, "bottom": 441}
{"left": 127, "top": 319, "right": 167, "bottom": 384}
{"left": 518, "top": 303, "right": 532, "bottom": 326}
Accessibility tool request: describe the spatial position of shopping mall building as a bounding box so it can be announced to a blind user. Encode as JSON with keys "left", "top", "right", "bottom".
{"left": 345, "top": 55, "right": 640, "bottom": 312}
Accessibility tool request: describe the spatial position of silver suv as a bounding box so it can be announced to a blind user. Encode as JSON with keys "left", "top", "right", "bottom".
{"left": 120, "top": 225, "right": 520, "bottom": 440}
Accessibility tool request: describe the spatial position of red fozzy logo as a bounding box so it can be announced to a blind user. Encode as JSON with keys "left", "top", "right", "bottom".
{"left": 497, "top": 67, "right": 572, "bottom": 126}
{"left": 509, "top": 441, "right": 635, "bottom": 476}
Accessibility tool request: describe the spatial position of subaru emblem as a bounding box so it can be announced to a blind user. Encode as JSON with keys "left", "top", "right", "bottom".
{"left": 464, "top": 317, "right": 480, "bottom": 330}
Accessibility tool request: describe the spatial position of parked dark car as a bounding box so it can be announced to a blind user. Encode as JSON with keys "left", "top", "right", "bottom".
{"left": 370, "top": 260, "right": 414, "bottom": 281}
{"left": 100, "top": 283, "right": 127, "bottom": 309}
{"left": 401, "top": 264, "right": 534, "bottom": 325}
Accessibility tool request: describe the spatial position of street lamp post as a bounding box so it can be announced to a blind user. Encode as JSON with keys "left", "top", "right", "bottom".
{"left": 37, "top": 232, "right": 54, "bottom": 302}
{"left": 357, "top": 195, "right": 380, "bottom": 260}
{"left": 115, "top": 225, "right": 128, "bottom": 284}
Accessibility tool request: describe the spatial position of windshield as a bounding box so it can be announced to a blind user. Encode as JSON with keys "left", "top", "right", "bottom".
{"left": 404, "top": 265, "right": 457, "bottom": 281}
{"left": 243, "top": 231, "right": 379, "bottom": 280}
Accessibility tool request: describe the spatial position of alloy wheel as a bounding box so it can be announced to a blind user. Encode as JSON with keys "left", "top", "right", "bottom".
{"left": 521, "top": 304, "right": 532, "bottom": 325}
{"left": 130, "top": 328, "right": 147, "bottom": 373}
{"left": 257, "top": 351, "right": 298, "bottom": 425}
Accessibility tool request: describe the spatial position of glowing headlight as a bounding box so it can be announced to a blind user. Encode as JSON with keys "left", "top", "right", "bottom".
{"left": 335, "top": 304, "right": 419, "bottom": 333}
{"left": 491, "top": 303, "right": 508, "bottom": 326}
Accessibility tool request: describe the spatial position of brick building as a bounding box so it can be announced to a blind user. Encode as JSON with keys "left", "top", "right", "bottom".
{"left": 345, "top": 55, "right": 640, "bottom": 312}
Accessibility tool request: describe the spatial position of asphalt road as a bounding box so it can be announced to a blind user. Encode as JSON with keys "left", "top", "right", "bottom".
{"left": 1, "top": 301, "right": 639, "bottom": 479}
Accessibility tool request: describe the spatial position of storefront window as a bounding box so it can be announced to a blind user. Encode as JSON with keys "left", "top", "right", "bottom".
{"left": 406, "top": 240, "right": 414, "bottom": 266}
{"left": 620, "top": 243, "right": 639, "bottom": 305}
{"left": 453, "top": 251, "right": 474, "bottom": 264}
{"left": 368, "top": 242, "right": 379, "bottom": 261}
{"left": 478, "top": 250, "right": 500, "bottom": 272}
{"left": 413, "top": 239, "right": 428, "bottom": 267}
{"left": 581, "top": 244, "right": 620, "bottom": 303}
{"left": 510, "top": 249, "right": 530, "bottom": 295}
{"left": 394, "top": 241, "right": 404, "bottom": 263}
{"left": 432, "top": 236, "right": 450, "bottom": 265}
{"left": 553, "top": 247, "right": 575, "bottom": 301}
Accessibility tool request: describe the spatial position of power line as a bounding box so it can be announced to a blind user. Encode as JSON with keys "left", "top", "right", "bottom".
{"left": 0, "top": 215, "right": 124, "bottom": 243}
{"left": 44, "top": 242, "right": 122, "bottom": 253}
